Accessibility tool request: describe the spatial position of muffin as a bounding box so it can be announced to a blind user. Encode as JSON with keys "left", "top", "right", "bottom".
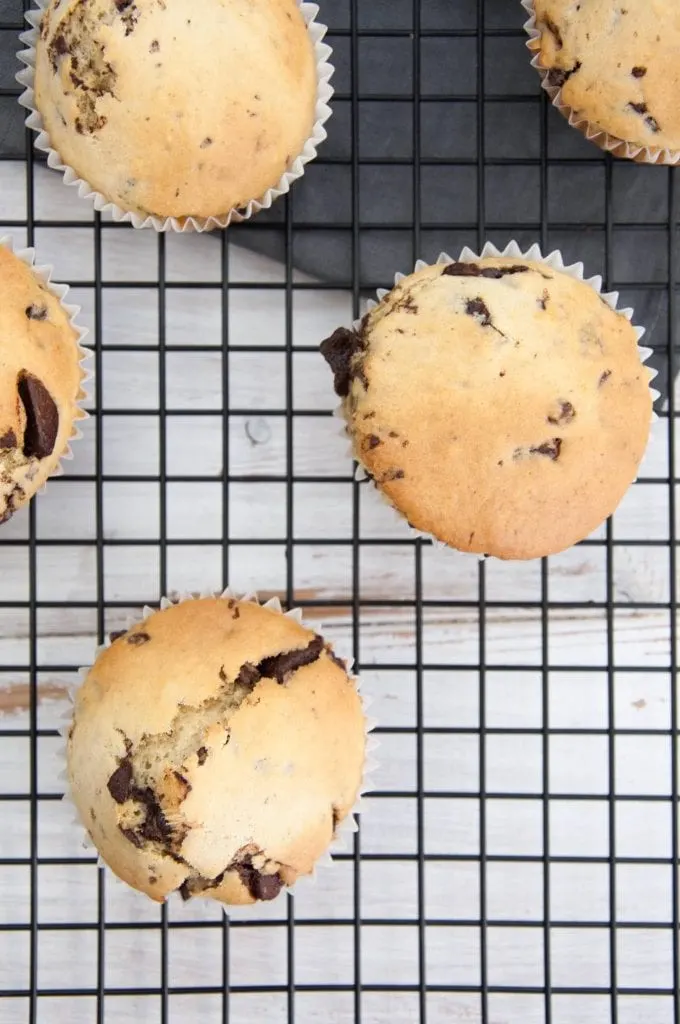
{"left": 0, "top": 241, "right": 87, "bottom": 524}
{"left": 321, "top": 254, "right": 653, "bottom": 561}
{"left": 525, "top": 0, "right": 680, "bottom": 161}
{"left": 67, "top": 596, "right": 367, "bottom": 906}
{"left": 28, "top": 0, "right": 329, "bottom": 227}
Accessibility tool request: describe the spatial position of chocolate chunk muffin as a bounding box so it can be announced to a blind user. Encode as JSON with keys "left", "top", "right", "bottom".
{"left": 0, "top": 242, "right": 87, "bottom": 524}
{"left": 32, "top": 0, "right": 323, "bottom": 225}
{"left": 67, "top": 596, "right": 366, "bottom": 906}
{"left": 321, "top": 255, "right": 653, "bottom": 560}
{"left": 526, "top": 0, "right": 680, "bottom": 158}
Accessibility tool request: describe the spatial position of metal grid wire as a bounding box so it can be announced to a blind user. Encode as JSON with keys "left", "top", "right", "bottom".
{"left": 0, "top": 0, "right": 678, "bottom": 1021}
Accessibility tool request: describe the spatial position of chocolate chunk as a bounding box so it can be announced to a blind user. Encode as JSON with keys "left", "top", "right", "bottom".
{"left": 109, "top": 629, "right": 127, "bottom": 643}
{"left": 25, "top": 304, "right": 47, "bottom": 321}
{"left": 465, "top": 297, "right": 493, "bottom": 326}
{"left": 219, "top": 665, "right": 228, "bottom": 684}
{"left": 0, "top": 429, "right": 16, "bottom": 449}
{"left": 646, "top": 115, "right": 661, "bottom": 133}
{"left": 135, "top": 787, "right": 172, "bottom": 843}
{"left": 531, "top": 438, "right": 562, "bottom": 461}
{"left": 383, "top": 468, "right": 405, "bottom": 481}
{"left": 235, "top": 856, "right": 283, "bottom": 901}
{"left": 629, "top": 101, "right": 648, "bottom": 115}
{"left": 599, "top": 369, "right": 612, "bottom": 386}
{"left": 17, "top": 372, "right": 59, "bottom": 460}
{"left": 150, "top": 39, "right": 160, "bottom": 53}
{"left": 631, "top": 66, "right": 647, "bottom": 78}
{"left": 107, "top": 758, "right": 133, "bottom": 803}
{"left": 442, "top": 262, "right": 530, "bottom": 280}
{"left": 320, "top": 327, "right": 365, "bottom": 398}
{"left": 127, "top": 631, "right": 151, "bottom": 646}
{"left": 234, "top": 662, "right": 262, "bottom": 690}
{"left": 119, "top": 826, "right": 144, "bottom": 849}
{"left": 196, "top": 747, "right": 208, "bottom": 766}
{"left": 257, "top": 635, "right": 325, "bottom": 685}
{"left": 49, "top": 33, "right": 68, "bottom": 71}
{"left": 365, "top": 434, "right": 382, "bottom": 450}
{"left": 115, "top": 0, "right": 134, "bottom": 9}
{"left": 545, "top": 60, "right": 581, "bottom": 88}
{"left": 547, "top": 400, "right": 575, "bottom": 425}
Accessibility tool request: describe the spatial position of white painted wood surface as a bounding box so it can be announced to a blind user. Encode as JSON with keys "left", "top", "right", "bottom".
{"left": 0, "top": 162, "right": 677, "bottom": 1024}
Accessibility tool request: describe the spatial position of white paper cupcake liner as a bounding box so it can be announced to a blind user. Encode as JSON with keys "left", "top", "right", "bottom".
{"left": 336, "top": 239, "right": 659, "bottom": 560}
{"left": 521, "top": 0, "right": 680, "bottom": 165}
{"left": 58, "top": 588, "right": 377, "bottom": 916}
{"left": 0, "top": 233, "right": 91, "bottom": 498}
{"left": 16, "top": 1, "right": 334, "bottom": 232}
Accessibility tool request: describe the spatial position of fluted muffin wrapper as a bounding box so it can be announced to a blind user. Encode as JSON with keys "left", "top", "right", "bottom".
{"left": 0, "top": 233, "right": 91, "bottom": 502}
{"left": 522, "top": 0, "right": 680, "bottom": 165}
{"left": 334, "top": 239, "right": 658, "bottom": 561}
{"left": 16, "top": 0, "right": 334, "bottom": 232}
{"left": 57, "top": 589, "right": 377, "bottom": 917}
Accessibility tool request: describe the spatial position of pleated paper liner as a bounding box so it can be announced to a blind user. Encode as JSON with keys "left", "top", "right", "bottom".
{"left": 0, "top": 233, "right": 91, "bottom": 511}
{"left": 16, "top": 0, "right": 334, "bottom": 231}
{"left": 522, "top": 0, "right": 680, "bottom": 165}
{"left": 57, "top": 589, "right": 378, "bottom": 920}
{"left": 334, "top": 240, "right": 659, "bottom": 562}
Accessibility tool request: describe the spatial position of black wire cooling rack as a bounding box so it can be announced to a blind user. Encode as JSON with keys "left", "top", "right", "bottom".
{"left": 0, "top": 1, "right": 679, "bottom": 1022}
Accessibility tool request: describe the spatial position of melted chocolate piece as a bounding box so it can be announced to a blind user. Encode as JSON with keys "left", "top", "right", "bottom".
{"left": 320, "top": 327, "right": 365, "bottom": 397}
{"left": 547, "top": 400, "right": 575, "bottom": 425}
{"left": 546, "top": 60, "right": 581, "bottom": 88}
{"left": 442, "top": 262, "right": 530, "bottom": 279}
{"left": 127, "top": 631, "right": 151, "bottom": 646}
{"left": 17, "top": 373, "right": 59, "bottom": 460}
{"left": 235, "top": 856, "right": 284, "bottom": 901}
{"left": 0, "top": 429, "right": 17, "bottom": 449}
{"left": 257, "top": 635, "right": 325, "bottom": 685}
{"left": 107, "top": 758, "right": 133, "bottom": 804}
{"left": 25, "top": 304, "right": 47, "bottom": 321}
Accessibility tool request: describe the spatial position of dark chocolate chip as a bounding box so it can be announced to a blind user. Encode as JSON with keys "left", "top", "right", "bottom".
{"left": 115, "top": 0, "right": 134, "bottom": 9}
{"left": 25, "top": 304, "right": 47, "bottom": 321}
{"left": 234, "top": 662, "right": 262, "bottom": 690}
{"left": 127, "top": 631, "right": 151, "bottom": 646}
{"left": 235, "top": 856, "right": 283, "bottom": 901}
{"left": 135, "top": 786, "right": 172, "bottom": 843}
{"left": 546, "top": 60, "right": 581, "bottom": 88}
{"left": 599, "top": 369, "right": 612, "bottom": 386}
{"left": 17, "top": 372, "right": 59, "bottom": 460}
{"left": 332, "top": 806, "right": 341, "bottom": 832}
{"left": 173, "top": 771, "right": 190, "bottom": 792}
{"left": 383, "top": 468, "right": 405, "bottom": 481}
{"left": 628, "top": 101, "right": 648, "bottom": 114}
{"left": 149, "top": 39, "right": 160, "bottom": 53}
{"left": 119, "top": 826, "right": 144, "bottom": 849}
{"left": 547, "top": 400, "right": 575, "bottom": 425}
{"left": 200, "top": 136, "right": 213, "bottom": 148}
{"left": 219, "top": 665, "right": 228, "bottom": 684}
{"left": 107, "top": 758, "right": 133, "bottom": 804}
{"left": 538, "top": 290, "right": 549, "bottom": 310}
{"left": 631, "top": 66, "right": 647, "bottom": 78}
{"left": 442, "top": 262, "right": 530, "bottom": 280}
{"left": 257, "top": 635, "right": 325, "bottom": 685}
{"left": 196, "top": 747, "right": 208, "bottom": 766}
{"left": 49, "top": 33, "right": 68, "bottom": 71}
{"left": 320, "top": 327, "right": 365, "bottom": 398}
{"left": 646, "top": 115, "right": 661, "bottom": 133}
{"left": 109, "top": 629, "right": 127, "bottom": 643}
{"left": 531, "top": 438, "right": 562, "bottom": 461}
{"left": 0, "top": 429, "right": 17, "bottom": 449}
{"left": 365, "top": 434, "right": 382, "bottom": 450}
{"left": 465, "top": 297, "right": 493, "bottom": 326}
